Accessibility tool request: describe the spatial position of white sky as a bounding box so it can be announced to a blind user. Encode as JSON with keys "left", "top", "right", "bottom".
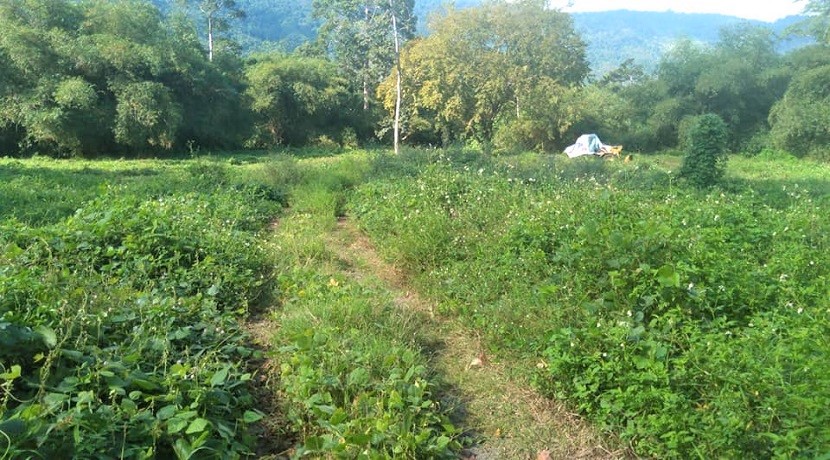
{"left": 549, "top": 0, "right": 807, "bottom": 22}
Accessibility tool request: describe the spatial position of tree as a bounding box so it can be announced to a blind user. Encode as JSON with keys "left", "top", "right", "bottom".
{"left": 389, "top": 0, "right": 404, "bottom": 154}
{"left": 769, "top": 60, "right": 830, "bottom": 159}
{"left": 0, "top": 0, "right": 246, "bottom": 156}
{"left": 599, "top": 58, "right": 648, "bottom": 89}
{"left": 178, "top": 0, "right": 245, "bottom": 62}
{"left": 311, "top": 0, "right": 415, "bottom": 111}
{"left": 244, "top": 53, "right": 360, "bottom": 147}
{"left": 650, "top": 26, "right": 787, "bottom": 150}
{"left": 796, "top": 0, "right": 830, "bottom": 45}
{"left": 377, "top": 0, "right": 588, "bottom": 149}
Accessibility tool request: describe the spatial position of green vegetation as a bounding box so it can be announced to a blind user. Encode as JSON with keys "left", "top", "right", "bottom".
{"left": 0, "top": 154, "right": 466, "bottom": 458}
{"left": 377, "top": 0, "right": 587, "bottom": 150}
{"left": 266, "top": 157, "right": 460, "bottom": 457}
{"left": 2, "top": 0, "right": 830, "bottom": 161}
{"left": 2, "top": 148, "right": 829, "bottom": 457}
{"left": 349, "top": 150, "right": 830, "bottom": 458}
{"left": 0, "top": 157, "right": 284, "bottom": 458}
{"left": 2, "top": 0, "right": 830, "bottom": 458}
{"left": 680, "top": 113, "right": 729, "bottom": 188}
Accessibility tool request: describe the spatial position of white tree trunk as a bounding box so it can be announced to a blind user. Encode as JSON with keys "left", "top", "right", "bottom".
{"left": 390, "top": 0, "right": 402, "bottom": 155}
{"left": 363, "top": 5, "right": 371, "bottom": 111}
{"left": 207, "top": 15, "right": 214, "bottom": 62}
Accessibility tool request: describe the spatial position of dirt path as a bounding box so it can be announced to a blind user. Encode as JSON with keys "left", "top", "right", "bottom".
{"left": 326, "top": 218, "right": 628, "bottom": 460}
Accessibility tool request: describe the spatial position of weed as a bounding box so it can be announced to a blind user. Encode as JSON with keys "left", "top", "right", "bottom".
{"left": 350, "top": 151, "right": 830, "bottom": 458}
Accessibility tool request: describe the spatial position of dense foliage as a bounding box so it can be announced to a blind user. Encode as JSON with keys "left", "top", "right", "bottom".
{"left": 680, "top": 113, "right": 729, "bottom": 187}
{"left": 0, "top": 0, "right": 250, "bottom": 156}
{"left": 349, "top": 150, "right": 830, "bottom": 458}
{"left": 378, "top": 0, "right": 588, "bottom": 149}
{"left": 1, "top": 0, "right": 829, "bottom": 159}
{"left": 244, "top": 53, "right": 362, "bottom": 147}
{"left": 0, "top": 158, "right": 282, "bottom": 458}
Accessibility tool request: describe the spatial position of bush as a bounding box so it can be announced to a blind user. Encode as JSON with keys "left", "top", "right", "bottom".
{"left": 680, "top": 113, "right": 729, "bottom": 188}
{"left": 769, "top": 65, "right": 830, "bottom": 160}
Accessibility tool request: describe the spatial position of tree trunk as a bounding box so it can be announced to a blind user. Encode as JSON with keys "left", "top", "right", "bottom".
{"left": 363, "top": 5, "right": 370, "bottom": 111}
{"left": 516, "top": 94, "right": 520, "bottom": 118}
{"left": 207, "top": 14, "right": 214, "bottom": 62}
{"left": 390, "top": 0, "right": 402, "bottom": 155}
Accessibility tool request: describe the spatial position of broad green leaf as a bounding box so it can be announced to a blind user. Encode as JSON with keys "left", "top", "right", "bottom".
{"left": 172, "top": 438, "right": 192, "bottom": 459}
{"left": 0, "top": 419, "right": 26, "bottom": 437}
{"left": 210, "top": 366, "right": 229, "bottom": 387}
{"left": 156, "top": 405, "right": 177, "bottom": 421}
{"left": 347, "top": 367, "right": 368, "bottom": 387}
{"left": 656, "top": 264, "right": 680, "bottom": 288}
{"left": 0, "top": 365, "right": 21, "bottom": 381}
{"left": 43, "top": 392, "right": 69, "bottom": 410}
{"left": 35, "top": 326, "right": 57, "bottom": 348}
{"left": 242, "top": 410, "right": 264, "bottom": 423}
{"left": 167, "top": 417, "right": 188, "bottom": 434}
{"left": 328, "top": 408, "right": 347, "bottom": 425}
{"left": 185, "top": 417, "right": 210, "bottom": 434}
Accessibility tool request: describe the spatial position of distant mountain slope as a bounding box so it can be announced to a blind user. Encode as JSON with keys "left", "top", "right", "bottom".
{"left": 150, "top": 1, "right": 806, "bottom": 75}
{"left": 570, "top": 10, "right": 806, "bottom": 75}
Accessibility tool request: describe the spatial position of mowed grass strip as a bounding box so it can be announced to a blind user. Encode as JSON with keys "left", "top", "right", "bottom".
{"left": 262, "top": 161, "right": 462, "bottom": 458}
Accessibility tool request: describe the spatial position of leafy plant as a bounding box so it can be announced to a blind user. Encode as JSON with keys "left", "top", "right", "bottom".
{"left": 0, "top": 159, "right": 283, "bottom": 458}
{"left": 680, "top": 113, "right": 729, "bottom": 188}
{"left": 350, "top": 150, "right": 830, "bottom": 458}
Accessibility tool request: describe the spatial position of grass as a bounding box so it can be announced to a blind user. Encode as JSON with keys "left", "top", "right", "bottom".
{"left": 2, "top": 148, "right": 828, "bottom": 458}
{"left": 349, "top": 149, "right": 830, "bottom": 458}
{"left": 262, "top": 157, "right": 462, "bottom": 458}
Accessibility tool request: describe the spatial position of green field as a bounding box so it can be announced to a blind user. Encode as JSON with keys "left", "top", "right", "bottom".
{"left": 1, "top": 150, "right": 829, "bottom": 458}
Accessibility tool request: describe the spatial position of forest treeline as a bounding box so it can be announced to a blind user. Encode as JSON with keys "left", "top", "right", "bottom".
{"left": 1, "top": 0, "right": 829, "bottom": 159}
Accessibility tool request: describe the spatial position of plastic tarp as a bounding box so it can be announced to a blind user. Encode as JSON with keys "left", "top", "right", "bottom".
{"left": 564, "top": 134, "right": 606, "bottom": 158}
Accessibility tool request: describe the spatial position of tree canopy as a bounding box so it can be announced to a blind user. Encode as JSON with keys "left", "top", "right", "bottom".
{"left": 0, "top": 0, "right": 828, "bottom": 161}
{"left": 0, "top": 0, "right": 247, "bottom": 156}
{"left": 378, "top": 0, "right": 588, "bottom": 149}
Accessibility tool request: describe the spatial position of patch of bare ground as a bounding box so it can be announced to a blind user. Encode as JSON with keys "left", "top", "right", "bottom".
{"left": 244, "top": 313, "right": 294, "bottom": 459}
{"left": 244, "top": 214, "right": 293, "bottom": 459}
{"left": 327, "top": 218, "right": 632, "bottom": 460}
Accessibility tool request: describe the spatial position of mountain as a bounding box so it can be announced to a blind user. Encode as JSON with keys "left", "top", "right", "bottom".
{"left": 569, "top": 10, "right": 807, "bottom": 76}
{"left": 151, "top": 1, "right": 807, "bottom": 75}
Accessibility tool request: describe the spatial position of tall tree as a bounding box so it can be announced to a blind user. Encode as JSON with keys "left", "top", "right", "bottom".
{"left": 799, "top": 0, "right": 830, "bottom": 45}
{"left": 377, "top": 0, "right": 588, "bottom": 148}
{"left": 652, "top": 25, "right": 787, "bottom": 149}
{"left": 244, "top": 53, "right": 358, "bottom": 147}
{"left": 311, "top": 0, "right": 415, "bottom": 111}
{"left": 0, "top": 0, "right": 245, "bottom": 156}
{"left": 388, "top": 0, "right": 404, "bottom": 154}
{"left": 179, "top": 0, "right": 245, "bottom": 61}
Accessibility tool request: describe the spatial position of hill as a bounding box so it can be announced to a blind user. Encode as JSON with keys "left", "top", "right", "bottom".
{"left": 150, "top": 1, "right": 806, "bottom": 75}
{"left": 570, "top": 10, "right": 806, "bottom": 75}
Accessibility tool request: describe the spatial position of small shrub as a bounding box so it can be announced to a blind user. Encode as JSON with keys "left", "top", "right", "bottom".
{"left": 680, "top": 113, "right": 729, "bottom": 188}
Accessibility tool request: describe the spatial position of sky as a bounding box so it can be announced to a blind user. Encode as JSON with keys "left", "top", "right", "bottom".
{"left": 548, "top": 0, "right": 807, "bottom": 22}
